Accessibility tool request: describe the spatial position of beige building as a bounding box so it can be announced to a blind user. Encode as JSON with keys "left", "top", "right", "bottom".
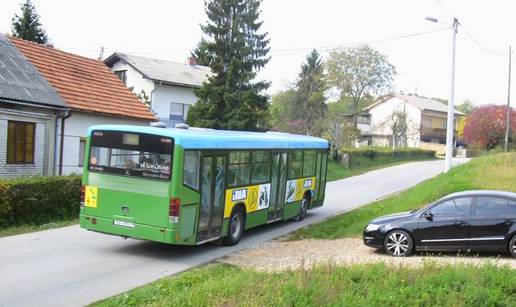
{"left": 359, "top": 94, "right": 464, "bottom": 151}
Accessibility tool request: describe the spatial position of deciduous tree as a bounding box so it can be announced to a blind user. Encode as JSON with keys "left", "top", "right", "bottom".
{"left": 326, "top": 45, "right": 396, "bottom": 127}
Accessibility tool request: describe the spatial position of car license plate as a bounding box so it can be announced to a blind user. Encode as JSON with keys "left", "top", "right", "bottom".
{"left": 113, "top": 220, "right": 135, "bottom": 228}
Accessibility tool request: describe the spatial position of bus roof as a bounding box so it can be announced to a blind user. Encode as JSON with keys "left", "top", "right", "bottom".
{"left": 87, "top": 125, "right": 329, "bottom": 150}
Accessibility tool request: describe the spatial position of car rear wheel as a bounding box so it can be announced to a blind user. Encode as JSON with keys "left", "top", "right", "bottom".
{"left": 384, "top": 230, "right": 413, "bottom": 257}
{"left": 509, "top": 235, "right": 516, "bottom": 258}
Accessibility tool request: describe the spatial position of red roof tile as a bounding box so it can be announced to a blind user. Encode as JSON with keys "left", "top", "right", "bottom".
{"left": 10, "top": 37, "right": 156, "bottom": 121}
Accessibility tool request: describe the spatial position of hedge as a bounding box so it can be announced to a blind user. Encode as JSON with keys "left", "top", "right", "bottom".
{"left": 0, "top": 175, "right": 81, "bottom": 228}
{"left": 341, "top": 147, "right": 436, "bottom": 168}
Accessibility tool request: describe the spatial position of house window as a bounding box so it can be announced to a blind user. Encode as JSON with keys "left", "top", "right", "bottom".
{"left": 78, "top": 138, "right": 86, "bottom": 167}
{"left": 7, "top": 121, "right": 35, "bottom": 164}
{"left": 170, "top": 102, "right": 190, "bottom": 121}
{"left": 114, "top": 70, "right": 127, "bottom": 84}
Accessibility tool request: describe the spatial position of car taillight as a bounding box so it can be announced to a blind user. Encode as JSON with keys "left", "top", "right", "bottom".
{"left": 169, "top": 197, "right": 180, "bottom": 223}
{"left": 80, "top": 185, "right": 85, "bottom": 207}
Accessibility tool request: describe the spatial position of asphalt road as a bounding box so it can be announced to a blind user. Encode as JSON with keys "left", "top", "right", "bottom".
{"left": 0, "top": 159, "right": 467, "bottom": 307}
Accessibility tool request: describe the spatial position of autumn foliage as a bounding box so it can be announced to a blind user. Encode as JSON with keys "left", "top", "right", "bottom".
{"left": 463, "top": 104, "right": 516, "bottom": 149}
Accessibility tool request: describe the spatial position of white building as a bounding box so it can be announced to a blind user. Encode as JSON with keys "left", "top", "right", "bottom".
{"left": 4, "top": 36, "right": 156, "bottom": 178}
{"left": 360, "top": 94, "right": 464, "bottom": 151}
{"left": 104, "top": 53, "right": 211, "bottom": 127}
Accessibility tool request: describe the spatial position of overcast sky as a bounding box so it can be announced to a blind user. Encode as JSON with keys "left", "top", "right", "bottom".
{"left": 1, "top": 0, "right": 514, "bottom": 106}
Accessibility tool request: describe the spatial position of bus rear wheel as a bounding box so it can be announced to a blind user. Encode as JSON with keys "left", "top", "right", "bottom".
{"left": 293, "top": 198, "right": 309, "bottom": 221}
{"left": 222, "top": 207, "right": 244, "bottom": 246}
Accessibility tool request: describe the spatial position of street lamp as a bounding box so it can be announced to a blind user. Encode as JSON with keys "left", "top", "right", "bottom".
{"left": 426, "top": 16, "right": 459, "bottom": 172}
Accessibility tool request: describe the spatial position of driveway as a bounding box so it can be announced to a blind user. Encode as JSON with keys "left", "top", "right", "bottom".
{"left": 0, "top": 159, "right": 467, "bottom": 307}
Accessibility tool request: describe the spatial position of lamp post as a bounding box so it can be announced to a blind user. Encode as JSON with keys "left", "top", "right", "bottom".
{"left": 426, "top": 16, "right": 459, "bottom": 172}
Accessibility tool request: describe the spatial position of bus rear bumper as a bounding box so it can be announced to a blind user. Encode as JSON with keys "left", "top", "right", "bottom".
{"left": 80, "top": 214, "right": 189, "bottom": 245}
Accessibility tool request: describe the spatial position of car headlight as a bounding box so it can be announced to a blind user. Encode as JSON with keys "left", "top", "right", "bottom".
{"left": 365, "top": 223, "right": 381, "bottom": 232}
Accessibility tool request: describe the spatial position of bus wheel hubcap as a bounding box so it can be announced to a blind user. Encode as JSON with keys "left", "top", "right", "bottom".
{"left": 301, "top": 200, "right": 307, "bottom": 217}
{"left": 231, "top": 215, "right": 241, "bottom": 238}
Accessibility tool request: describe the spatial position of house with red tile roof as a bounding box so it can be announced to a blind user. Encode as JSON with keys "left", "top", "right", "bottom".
{"left": 104, "top": 53, "right": 210, "bottom": 127}
{"left": 0, "top": 35, "right": 156, "bottom": 177}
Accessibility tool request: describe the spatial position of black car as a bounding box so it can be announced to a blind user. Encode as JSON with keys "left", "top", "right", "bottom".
{"left": 363, "top": 190, "right": 516, "bottom": 257}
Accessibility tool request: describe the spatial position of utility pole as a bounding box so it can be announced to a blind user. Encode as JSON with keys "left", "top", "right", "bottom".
{"left": 444, "top": 18, "right": 459, "bottom": 172}
{"left": 504, "top": 46, "right": 512, "bottom": 152}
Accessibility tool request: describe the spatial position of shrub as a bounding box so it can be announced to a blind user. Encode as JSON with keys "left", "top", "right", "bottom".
{"left": 341, "top": 147, "right": 436, "bottom": 168}
{"left": 0, "top": 175, "right": 81, "bottom": 228}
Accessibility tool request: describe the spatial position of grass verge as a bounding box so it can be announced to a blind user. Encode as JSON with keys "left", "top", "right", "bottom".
{"left": 93, "top": 262, "right": 516, "bottom": 307}
{"left": 326, "top": 156, "right": 438, "bottom": 182}
{"left": 0, "top": 218, "right": 78, "bottom": 238}
{"left": 290, "top": 153, "right": 516, "bottom": 240}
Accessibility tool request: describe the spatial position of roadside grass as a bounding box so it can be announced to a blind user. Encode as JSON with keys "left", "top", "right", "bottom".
{"left": 289, "top": 152, "right": 516, "bottom": 240}
{"left": 93, "top": 262, "right": 516, "bottom": 307}
{"left": 326, "top": 156, "right": 438, "bottom": 182}
{"left": 0, "top": 218, "right": 78, "bottom": 238}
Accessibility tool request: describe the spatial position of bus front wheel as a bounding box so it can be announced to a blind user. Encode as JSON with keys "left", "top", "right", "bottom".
{"left": 222, "top": 207, "right": 244, "bottom": 246}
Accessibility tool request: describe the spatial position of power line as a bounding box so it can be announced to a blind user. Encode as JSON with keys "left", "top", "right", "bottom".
{"left": 432, "top": 0, "right": 509, "bottom": 57}
{"left": 434, "top": 0, "right": 455, "bottom": 19}
{"left": 459, "top": 24, "right": 509, "bottom": 57}
{"left": 269, "top": 26, "right": 450, "bottom": 55}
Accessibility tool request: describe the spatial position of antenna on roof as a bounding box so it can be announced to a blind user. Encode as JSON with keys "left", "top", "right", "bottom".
{"left": 98, "top": 46, "right": 104, "bottom": 60}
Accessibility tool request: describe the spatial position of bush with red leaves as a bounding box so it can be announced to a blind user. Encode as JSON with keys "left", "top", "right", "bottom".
{"left": 463, "top": 104, "right": 516, "bottom": 149}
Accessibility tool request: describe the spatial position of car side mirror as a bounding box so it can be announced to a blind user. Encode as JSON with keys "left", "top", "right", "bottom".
{"left": 424, "top": 212, "right": 433, "bottom": 221}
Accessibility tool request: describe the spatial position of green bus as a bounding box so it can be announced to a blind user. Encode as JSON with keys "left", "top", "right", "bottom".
{"left": 80, "top": 125, "right": 329, "bottom": 245}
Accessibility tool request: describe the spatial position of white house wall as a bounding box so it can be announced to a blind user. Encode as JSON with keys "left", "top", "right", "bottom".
{"left": 368, "top": 97, "right": 422, "bottom": 147}
{"left": 59, "top": 112, "right": 150, "bottom": 175}
{"left": 111, "top": 61, "right": 154, "bottom": 101}
{"left": 152, "top": 84, "right": 198, "bottom": 120}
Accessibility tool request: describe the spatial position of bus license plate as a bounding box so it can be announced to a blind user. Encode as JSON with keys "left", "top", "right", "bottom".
{"left": 113, "top": 220, "right": 135, "bottom": 228}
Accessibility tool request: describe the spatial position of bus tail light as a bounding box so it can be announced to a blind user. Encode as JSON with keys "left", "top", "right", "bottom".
{"left": 169, "top": 197, "right": 180, "bottom": 223}
{"left": 80, "top": 185, "right": 85, "bottom": 208}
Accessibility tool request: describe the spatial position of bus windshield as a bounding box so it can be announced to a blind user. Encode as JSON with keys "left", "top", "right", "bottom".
{"left": 88, "top": 130, "right": 173, "bottom": 180}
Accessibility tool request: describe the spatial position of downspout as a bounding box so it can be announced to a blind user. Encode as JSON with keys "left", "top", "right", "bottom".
{"left": 58, "top": 110, "right": 71, "bottom": 175}
{"left": 149, "top": 81, "right": 162, "bottom": 122}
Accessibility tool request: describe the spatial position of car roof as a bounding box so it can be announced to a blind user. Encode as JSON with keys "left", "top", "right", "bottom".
{"left": 443, "top": 190, "right": 516, "bottom": 199}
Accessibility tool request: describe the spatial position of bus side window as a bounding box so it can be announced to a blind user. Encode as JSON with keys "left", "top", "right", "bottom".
{"left": 251, "top": 151, "right": 270, "bottom": 184}
{"left": 303, "top": 150, "right": 316, "bottom": 177}
{"left": 228, "top": 151, "right": 251, "bottom": 187}
{"left": 288, "top": 150, "right": 303, "bottom": 179}
{"left": 184, "top": 151, "right": 200, "bottom": 189}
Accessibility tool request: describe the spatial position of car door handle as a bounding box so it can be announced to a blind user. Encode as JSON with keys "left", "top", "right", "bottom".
{"left": 456, "top": 221, "right": 469, "bottom": 226}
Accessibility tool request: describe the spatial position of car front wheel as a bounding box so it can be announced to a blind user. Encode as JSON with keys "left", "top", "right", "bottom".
{"left": 509, "top": 235, "right": 516, "bottom": 258}
{"left": 384, "top": 230, "right": 413, "bottom": 257}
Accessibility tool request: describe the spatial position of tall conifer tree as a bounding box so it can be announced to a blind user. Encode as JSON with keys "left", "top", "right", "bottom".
{"left": 187, "top": 0, "right": 270, "bottom": 130}
{"left": 11, "top": 0, "right": 49, "bottom": 44}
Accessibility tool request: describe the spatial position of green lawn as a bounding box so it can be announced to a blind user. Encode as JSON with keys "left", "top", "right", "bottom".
{"left": 326, "top": 155, "right": 437, "bottom": 182}
{"left": 290, "top": 152, "right": 516, "bottom": 240}
{"left": 0, "top": 218, "right": 78, "bottom": 238}
{"left": 93, "top": 262, "right": 515, "bottom": 307}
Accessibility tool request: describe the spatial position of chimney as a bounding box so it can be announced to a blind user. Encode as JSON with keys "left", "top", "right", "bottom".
{"left": 188, "top": 57, "right": 197, "bottom": 66}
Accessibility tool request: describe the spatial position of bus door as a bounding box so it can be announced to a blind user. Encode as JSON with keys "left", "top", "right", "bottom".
{"left": 268, "top": 152, "right": 287, "bottom": 221}
{"left": 198, "top": 154, "right": 226, "bottom": 242}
